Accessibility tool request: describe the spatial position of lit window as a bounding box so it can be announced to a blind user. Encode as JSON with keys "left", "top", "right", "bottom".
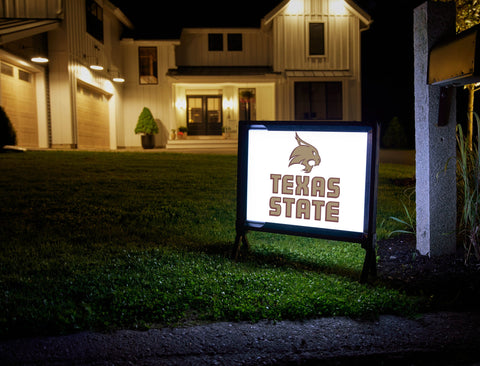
{"left": 309, "top": 23, "right": 325, "bottom": 56}
{"left": 138, "top": 47, "right": 158, "bottom": 85}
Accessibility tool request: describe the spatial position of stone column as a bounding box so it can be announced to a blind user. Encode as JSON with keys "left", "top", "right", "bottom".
{"left": 414, "top": 1, "right": 457, "bottom": 256}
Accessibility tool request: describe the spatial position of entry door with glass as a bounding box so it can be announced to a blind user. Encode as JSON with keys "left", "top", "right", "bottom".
{"left": 187, "top": 96, "right": 223, "bottom": 136}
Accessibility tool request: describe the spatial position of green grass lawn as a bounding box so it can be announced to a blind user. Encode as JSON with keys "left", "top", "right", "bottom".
{"left": 0, "top": 151, "right": 416, "bottom": 338}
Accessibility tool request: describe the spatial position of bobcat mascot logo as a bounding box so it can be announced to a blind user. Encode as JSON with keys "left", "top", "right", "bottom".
{"left": 289, "top": 133, "right": 321, "bottom": 173}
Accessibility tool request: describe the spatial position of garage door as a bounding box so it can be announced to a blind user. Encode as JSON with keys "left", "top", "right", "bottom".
{"left": 0, "top": 61, "right": 38, "bottom": 148}
{"left": 76, "top": 83, "right": 110, "bottom": 149}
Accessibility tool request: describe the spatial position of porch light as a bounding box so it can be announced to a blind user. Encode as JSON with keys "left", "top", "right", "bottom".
{"left": 90, "top": 63, "right": 104, "bottom": 71}
{"left": 110, "top": 70, "right": 125, "bottom": 82}
{"left": 31, "top": 56, "right": 49, "bottom": 63}
{"left": 285, "top": 0, "right": 303, "bottom": 15}
{"left": 330, "top": 0, "right": 347, "bottom": 15}
{"left": 90, "top": 45, "right": 104, "bottom": 71}
{"left": 175, "top": 98, "right": 186, "bottom": 110}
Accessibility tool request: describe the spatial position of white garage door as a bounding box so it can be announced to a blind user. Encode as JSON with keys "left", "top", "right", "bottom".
{"left": 0, "top": 61, "right": 38, "bottom": 148}
{"left": 76, "top": 83, "right": 110, "bottom": 149}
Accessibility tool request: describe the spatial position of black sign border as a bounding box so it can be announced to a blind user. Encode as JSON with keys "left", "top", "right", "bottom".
{"left": 234, "top": 120, "right": 380, "bottom": 282}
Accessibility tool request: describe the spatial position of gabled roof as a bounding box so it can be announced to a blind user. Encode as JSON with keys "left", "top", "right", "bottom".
{"left": 262, "top": 0, "right": 372, "bottom": 30}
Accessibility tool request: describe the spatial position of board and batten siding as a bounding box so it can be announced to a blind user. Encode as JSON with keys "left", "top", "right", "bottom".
{"left": 120, "top": 39, "right": 179, "bottom": 147}
{"left": 175, "top": 28, "right": 272, "bottom": 67}
{"left": 271, "top": 0, "right": 361, "bottom": 72}
{"left": 48, "top": 0, "right": 126, "bottom": 148}
{"left": 268, "top": 0, "right": 364, "bottom": 121}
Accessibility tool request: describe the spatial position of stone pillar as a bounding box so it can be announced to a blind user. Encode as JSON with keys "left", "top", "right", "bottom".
{"left": 414, "top": 1, "right": 457, "bottom": 256}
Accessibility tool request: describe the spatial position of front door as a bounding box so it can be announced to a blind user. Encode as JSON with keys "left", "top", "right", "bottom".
{"left": 187, "top": 95, "right": 223, "bottom": 136}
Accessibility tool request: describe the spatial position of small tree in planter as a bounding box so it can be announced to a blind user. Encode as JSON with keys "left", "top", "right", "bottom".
{"left": 135, "top": 107, "right": 159, "bottom": 149}
{"left": 0, "top": 106, "right": 16, "bottom": 150}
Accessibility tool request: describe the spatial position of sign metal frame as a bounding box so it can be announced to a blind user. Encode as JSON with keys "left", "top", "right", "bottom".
{"left": 233, "top": 121, "right": 380, "bottom": 282}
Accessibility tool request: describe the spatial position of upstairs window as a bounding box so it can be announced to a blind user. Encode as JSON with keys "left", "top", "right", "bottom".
{"left": 86, "top": 0, "right": 103, "bottom": 42}
{"left": 138, "top": 47, "right": 158, "bottom": 85}
{"left": 308, "top": 22, "right": 325, "bottom": 56}
{"left": 227, "top": 33, "right": 243, "bottom": 51}
{"left": 208, "top": 33, "right": 223, "bottom": 51}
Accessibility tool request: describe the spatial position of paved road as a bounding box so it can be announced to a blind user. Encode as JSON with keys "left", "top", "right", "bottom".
{"left": 1, "top": 312, "right": 479, "bottom": 365}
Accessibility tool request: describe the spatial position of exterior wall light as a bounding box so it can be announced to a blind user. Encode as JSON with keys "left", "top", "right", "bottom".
{"left": 31, "top": 56, "right": 49, "bottom": 63}
{"left": 90, "top": 63, "right": 104, "bottom": 71}
{"left": 90, "top": 45, "right": 104, "bottom": 70}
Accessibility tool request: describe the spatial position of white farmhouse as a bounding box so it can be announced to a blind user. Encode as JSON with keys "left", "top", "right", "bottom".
{"left": 0, "top": 0, "right": 371, "bottom": 150}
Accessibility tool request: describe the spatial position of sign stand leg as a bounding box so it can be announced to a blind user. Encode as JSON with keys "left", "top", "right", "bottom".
{"left": 360, "top": 236, "right": 377, "bottom": 283}
{"left": 232, "top": 231, "right": 250, "bottom": 260}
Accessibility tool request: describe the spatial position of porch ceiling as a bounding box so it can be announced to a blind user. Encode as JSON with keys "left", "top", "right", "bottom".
{"left": 0, "top": 19, "right": 60, "bottom": 45}
{"left": 167, "top": 66, "right": 277, "bottom": 77}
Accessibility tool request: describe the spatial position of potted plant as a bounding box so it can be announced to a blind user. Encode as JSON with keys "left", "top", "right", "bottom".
{"left": 177, "top": 126, "right": 188, "bottom": 139}
{"left": 135, "top": 107, "right": 159, "bottom": 149}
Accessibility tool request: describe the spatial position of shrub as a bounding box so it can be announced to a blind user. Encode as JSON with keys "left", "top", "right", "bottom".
{"left": 382, "top": 116, "right": 408, "bottom": 149}
{"left": 0, "top": 106, "right": 16, "bottom": 148}
{"left": 456, "top": 114, "right": 480, "bottom": 264}
{"left": 134, "top": 107, "right": 159, "bottom": 135}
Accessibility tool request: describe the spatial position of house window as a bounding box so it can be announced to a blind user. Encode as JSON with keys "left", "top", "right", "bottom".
{"left": 138, "top": 47, "right": 158, "bottom": 84}
{"left": 295, "top": 82, "right": 342, "bottom": 120}
{"left": 18, "top": 69, "right": 32, "bottom": 83}
{"left": 86, "top": 0, "right": 103, "bottom": 42}
{"left": 239, "top": 89, "right": 256, "bottom": 121}
{"left": 208, "top": 33, "right": 223, "bottom": 51}
{"left": 309, "top": 23, "right": 325, "bottom": 56}
{"left": 1, "top": 62, "right": 14, "bottom": 77}
{"left": 228, "top": 33, "right": 242, "bottom": 51}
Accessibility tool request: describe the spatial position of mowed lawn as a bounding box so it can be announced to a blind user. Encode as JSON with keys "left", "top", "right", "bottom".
{"left": 0, "top": 151, "right": 417, "bottom": 338}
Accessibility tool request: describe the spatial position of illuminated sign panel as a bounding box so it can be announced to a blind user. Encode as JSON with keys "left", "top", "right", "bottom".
{"left": 246, "top": 129, "right": 368, "bottom": 234}
{"left": 235, "top": 121, "right": 379, "bottom": 281}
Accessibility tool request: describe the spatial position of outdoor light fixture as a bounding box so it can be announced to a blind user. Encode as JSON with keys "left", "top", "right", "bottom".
{"left": 110, "top": 70, "right": 125, "bottom": 83}
{"left": 31, "top": 56, "right": 49, "bottom": 63}
{"left": 90, "top": 45, "right": 104, "bottom": 71}
{"left": 90, "top": 63, "right": 103, "bottom": 71}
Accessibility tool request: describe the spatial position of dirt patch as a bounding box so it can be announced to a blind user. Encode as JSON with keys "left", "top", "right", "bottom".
{"left": 376, "top": 234, "right": 480, "bottom": 311}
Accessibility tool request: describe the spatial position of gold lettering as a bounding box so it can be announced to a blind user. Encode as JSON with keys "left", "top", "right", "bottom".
{"left": 269, "top": 197, "right": 281, "bottom": 216}
{"left": 326, "top": 201, "right": 340, "bottom": 222}
{"left": 270, "top": 174, "right": 281, "bottom": 194}
{"left": 282, "top": 175, "right": 294, "bottom": 195}
{"left": 283, "top": 197, "right": 295, "bottom": 217}
{"left": 295, "top": 176, "right": 310, "bottom": 196}
{"left": 312, "top": 200, "right": 325, "bottom": 221}
{"left": 327, "top": 178, "right": 340, "bottom": 198}
{"left": 311, "top": 177, "right": 326, "bottom": 197}
{"left": 296, "top": 199, "right": 310, "bottom": 219}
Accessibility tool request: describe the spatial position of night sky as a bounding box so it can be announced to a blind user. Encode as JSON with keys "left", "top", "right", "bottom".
{"left": 111, "top": 0, "right": 436, "bottom": 144}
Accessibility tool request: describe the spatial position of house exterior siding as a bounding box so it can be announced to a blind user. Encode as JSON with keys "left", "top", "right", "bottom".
{"left": 47, "top": 0, "right": 126, "bottom": 149}
{"left": 120, "top": 39, "right": 178, "bottom": 147}
{"left": 176, "top": 28, "right": 272, "bottom": 67}
{"left": 269, "top": 0, "right": 365, "bottom": 121}
{"left": 0, "top": 0, "right": 370, "bottom": 150}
